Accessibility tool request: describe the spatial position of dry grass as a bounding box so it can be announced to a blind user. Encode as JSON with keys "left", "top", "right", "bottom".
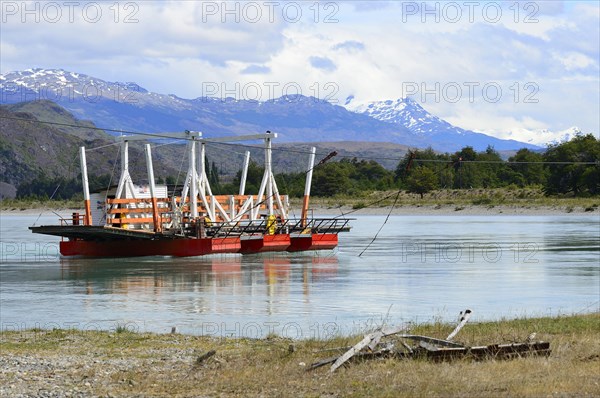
{"left": 1, "top": 313, "right": 599, "bottom": 397}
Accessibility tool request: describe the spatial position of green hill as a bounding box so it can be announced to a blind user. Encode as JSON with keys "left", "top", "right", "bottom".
{"left": 0, "top": 101, "right": 179, "bottom": 198}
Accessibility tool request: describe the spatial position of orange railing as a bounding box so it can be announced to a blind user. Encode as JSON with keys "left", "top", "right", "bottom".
{"left": 102, "top": 195, "right": 288, "bottom": 227}
{"left": 60, "top": 212, "right": 86, "bottom": 226}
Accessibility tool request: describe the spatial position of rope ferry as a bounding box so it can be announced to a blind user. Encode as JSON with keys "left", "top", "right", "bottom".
{"left": 30, "top": 131, "right": 351, "bottom": 257}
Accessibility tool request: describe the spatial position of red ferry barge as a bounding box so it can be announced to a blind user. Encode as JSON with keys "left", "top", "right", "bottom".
{"left": 30, "top": 131, "right": 350, "bottom": 257}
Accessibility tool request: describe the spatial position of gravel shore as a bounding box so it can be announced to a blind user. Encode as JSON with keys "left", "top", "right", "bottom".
{"left": 0, "top": 331, "right": 203, "bottom": 398}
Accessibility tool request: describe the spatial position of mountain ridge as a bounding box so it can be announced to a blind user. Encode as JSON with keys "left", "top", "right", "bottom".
{"left": 1, "top": 68, "right": 541, "bottom": 152}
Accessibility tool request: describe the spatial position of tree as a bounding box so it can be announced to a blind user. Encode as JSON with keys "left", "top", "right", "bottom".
{"left": 312, "top": 162, "right": 352, "bottom": 196}
{"left": 16, "top": 173, "right": 110, "bottom": 200}
{"left": 396, "top": 148, "right": 453, "bottom": 188}
{"left": 543, "top": 134, "right": 600, "bottom": 196}
{"left": 209, "top": 161, "right": 221, "bottom": 192}
{"left": 452, "top": 146, "right": 481, "bottom": 189}
{"left": 508, "top": 148, "right": 547, "bottom": 186}
{"left": 406, "top": 166, "right": 438, "bottom": 199}
{"left": 275, "top": 171, "right": 305, "bottom": 197}
{"left": 396, "top": 148, "right": 435, "bottom": 182}
{"left": 455, "top": 146, "right": 477, "bottom": 161}
{"left": 349, "top": 158, "right": 394, "bottom": 191}
{"left": 477, "top": 146, "right": 516, "bottom": 188}
{"left": 225, "top": 161, "right": 264, "bottom": 194}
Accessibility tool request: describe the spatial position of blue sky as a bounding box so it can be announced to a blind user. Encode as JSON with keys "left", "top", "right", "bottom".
{"left": 1, "top": 1, "right": 598, "bottom": 143}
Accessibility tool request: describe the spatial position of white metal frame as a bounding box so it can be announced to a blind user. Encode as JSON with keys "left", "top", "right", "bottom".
{"left": 99, "top": 131, "right": 288, "bottom": 227}
{"left": 178, "top": 132, "right": 288, "bottom": 223}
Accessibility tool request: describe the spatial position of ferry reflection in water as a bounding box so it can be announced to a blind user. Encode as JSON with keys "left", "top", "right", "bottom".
{"left": 59, "top": 254, "right": 339, "bottom": 298}
{"left": 56, "top": 254, "right": 341, "bottom": 335}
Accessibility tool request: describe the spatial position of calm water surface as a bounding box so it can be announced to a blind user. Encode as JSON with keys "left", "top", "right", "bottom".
{"left": 1, "top": 214, "right": 598, "bottom": 338}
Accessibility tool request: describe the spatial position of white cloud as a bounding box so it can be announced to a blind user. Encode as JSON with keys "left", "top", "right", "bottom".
{"left": 553, "top": 52, "right": 597, "bottom": 71}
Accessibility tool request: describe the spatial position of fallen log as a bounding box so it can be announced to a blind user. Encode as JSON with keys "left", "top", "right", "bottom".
{"left": 420, "top": 341, "right": 551, "bottom": 361}
{"left": 308, "top": 309, "right": 551, "bottom": 372}
{"left": 310, "top": 341, "right": 551, "bottom": 371}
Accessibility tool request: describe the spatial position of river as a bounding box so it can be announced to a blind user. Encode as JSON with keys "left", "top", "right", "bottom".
{"left": 1, "top": 213, "right": 598, "bottom": 338}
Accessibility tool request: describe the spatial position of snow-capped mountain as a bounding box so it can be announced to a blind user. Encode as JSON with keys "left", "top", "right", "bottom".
{"left": 1, "top": 68, "right": 540, "bottom": 151}
{"left": 0, "top": 68, "right": 192, "bottom": 110}
{"left": 346, "top": 97, "right": 469, "bottom": 136}
{"left": 544, "top": 127, "right": 583, "bottom": 145}
{"left": 485, "top": 126, "right": 584, "bottom": 147}
{"left": 345, "top": 97, "right": 538, "bottom": 150}
{"left": 344, "top": 96, "right": 584, "bottom": 148}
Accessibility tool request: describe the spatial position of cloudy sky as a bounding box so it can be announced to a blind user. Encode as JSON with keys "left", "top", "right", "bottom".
{"left": 1, "top": 1, "right": 599, "bottom": 141}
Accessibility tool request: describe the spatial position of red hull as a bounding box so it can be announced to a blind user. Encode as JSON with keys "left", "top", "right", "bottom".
{"left": 59, "top": 234, "right": 338, "bottom": 257}
{"left": 60, "top": 237, "right": 241, "bottom": 257}
{"left": 240, "top": 234, "right": 291, "bottom": 254}
{"left": 288, "top": 234, "right": 338, "bottom": 252}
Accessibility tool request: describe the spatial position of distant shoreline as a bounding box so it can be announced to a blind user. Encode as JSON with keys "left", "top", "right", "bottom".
{"left": 1, "top": 204, "right": 596, "bottom": 218}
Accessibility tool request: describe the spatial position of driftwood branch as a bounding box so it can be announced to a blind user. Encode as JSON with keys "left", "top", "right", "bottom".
{"left": 330, "top": 332, "right": 382, "bottom": 372}
{"left": 447, "top": 309, "right": 472, "bottom": 341}
{"left": 195, "top": 350, "right": 216, "bottom": 365}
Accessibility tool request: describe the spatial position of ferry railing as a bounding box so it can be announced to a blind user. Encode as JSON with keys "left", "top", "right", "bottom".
{"left": 287, "top": 218, "right": 352, "bottom": 234}
{"left": 209, "top": 218, "right": 291, "bottom": 238}
{"left": 60, "top": 213, "right": 86, "bottom": 226}
{"left": 160, "top": 215, "right": 350, "bottom": 238}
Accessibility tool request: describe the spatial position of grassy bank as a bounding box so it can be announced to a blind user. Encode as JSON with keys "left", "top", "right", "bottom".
{"left": 1, "top": 313, "right": 598, "bottom": 397}
{"left": 298, "top": 187, "right": 600, "bottom": 212}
